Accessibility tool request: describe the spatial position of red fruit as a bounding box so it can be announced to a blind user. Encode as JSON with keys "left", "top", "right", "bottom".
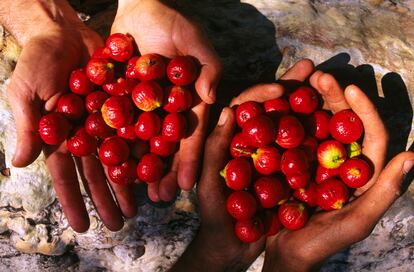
{"left": 98, "top": 136, "right": 129, "bottom": 166}
{"left": 276, "top": 115, "right": 305, "bottom": 149}
{"left": 130, "top": 139, "right": 149, "bottom": 160}
{"left": 305, "top": 110, "right": 331, "bottom": 140}
{"left": 117, "top": 125, "right": 138, "bottom": 142}
{"left": 280, "top": 148, "right": 309, "bottom": 176}
{"left": 167, "top": 56, "right": 198, "bottom": 86}
{"left": 293, "top": 182, "right": 317, "bottom": 207}
{"left": 242, "top": 115, "right": 276, "bottom": 147}
{"left": 286, "top": 171, "right": 310, "bottom": 190}
{"left": 220, "top": 158, "right": 252, "bottom": 191}
{"left": 263, "top": 210, "right": 282, "bottom": 237}
{"left": 226, "top": 191, "right": 257, "bottom": 221}
{"left": 163, "top": 86, "right": 193, "bottom": 113}
{"left": 300, "top": 136, "right": 318, "bottom": 162}
{"left": 316, "top": 178, "right": 350, "bottom": 210}
{"left": 91, "top": 47, "right": 111, "bottom": 59}
{"left": 84, "top": 112, "right": 115, "bottom": 138}
{"left": 108, "top": 160, "right": 137, "bottom": 186}
{"left": 289, "top": 86, "right": 319, "bottom": 114}
{"left": 315, "top": 165, "right": 339, "bottom": 184}
{"left": 85, "top": 91, "right": 110, "bottom": 113}
{"left": 136, "top": 153, "right": 164, "bottom": 183}
{"left": 330, "top": 109, "right": 363, "bottom": 144}
{"left": 278, "top": 202, "right": 309, "bottom": 230}
{"left": 103, "top": 78, "right": 137, "bottom": 96}
{"left": 317, "top": 140, "right": 347, "bottom": 169}
{"left": 162, "top": 113, "right": 187, "bottom": 142}
{"left": 235, "top": 217, "right": 264, "bottom": 243}
{"left": 150, "top": 135, "right": 177, "bottom": 157}
{"left": 229, "top": 133, "right": 256, "bottom": 158}
{"left": 253, "top": 176, "right": 290, "bottom": 208}
{"left": 69, "top": 68, "right": 94, "bottom": 95}
{"left": 38, "top": 113, "right": 70, "bottom": 145}
{"left": 105, "top": 33, "right": 134, "bottom": 62}
{"left": 56, "top": 93, "right": 85, "bottom": 120}
{"left": 86, "top": 58, "right": 115, "bottom": 85}
{"left": 67, "top": 127, "right": 97, "bottom": 157}
{"left": 126, "top": 53, "right": 166, "bottom": 81}
{"left": 339, "top": 158, "right": 372, "bottom": 188}
{"left": 235, "top": 101, "right": 263, "bottom": 127}
{"left": 135, "top": 112, "right": 161, "bottom": 140}
{"left": 101, "top": 96, "right": 134, "bottom": 129}
{"left": 251, "top": 146, "right": 280, "bottom": 175}
{"left": 132, "top": 81, "right": 163, "bottom": 111}
{"left": 263, "top": 98, "right": 290, "bottom": 118}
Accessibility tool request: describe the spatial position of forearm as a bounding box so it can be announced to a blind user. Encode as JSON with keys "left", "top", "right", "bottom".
{"left": 0, "top": 0, "right": 82, "bottom": 45}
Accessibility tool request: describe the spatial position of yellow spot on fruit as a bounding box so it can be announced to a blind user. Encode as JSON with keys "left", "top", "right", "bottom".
{"left": 333, "top": 200, "right": 344, "bottom": 210}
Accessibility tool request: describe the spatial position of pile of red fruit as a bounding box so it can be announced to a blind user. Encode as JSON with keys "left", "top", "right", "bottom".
{"left": 38, "top": 33, "right": 198, "bottom": 185}
{"left": 222, "top": 86, "right": 372, "bottom": 243}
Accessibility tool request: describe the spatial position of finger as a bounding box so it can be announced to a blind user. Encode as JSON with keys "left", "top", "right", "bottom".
{"left": 177, "top": 101, "right": 210, "bottom": 191}
{"left": 313, "top": 72, "right": 350, "bottom": 112}
{"left": 76, "top": 156, "right": 124, "bottom": 231}
{"left": 344, "top": 85, "right": 388, "bottom": 194}
{"left": 147, "top": 182, "right": 161, "bottom": 202}
{"left": 279, "top": 58, "right": 315, "bottom": 81}
{"left": 108, "top": 182, "right": 138, "bottom": 219}
{"left": 159, "top": 152, "right": 180, "bottom": 201}
{"left": 230, "top": 83, "right": 284, "bottom": 107}
{"left": 43, "top": 144, "right": 89, "bottom": 233}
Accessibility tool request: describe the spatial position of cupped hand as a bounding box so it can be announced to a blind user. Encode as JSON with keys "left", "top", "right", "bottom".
{"left": 111, "top": 0, "right": 223, "bottom": 202}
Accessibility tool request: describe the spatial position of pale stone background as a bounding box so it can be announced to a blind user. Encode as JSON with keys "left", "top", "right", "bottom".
{"left": 0, "top": 0, "right": 413, "bottom": 271}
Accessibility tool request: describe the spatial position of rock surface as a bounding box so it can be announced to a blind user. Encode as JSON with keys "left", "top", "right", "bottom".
{"left": 0, "top": 0, "right": 413, "bottom": 271}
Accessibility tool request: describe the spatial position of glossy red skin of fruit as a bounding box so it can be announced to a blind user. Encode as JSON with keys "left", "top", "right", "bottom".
{"left": 276, "top": 115, "right": 305, "bottom": 148}
{"left": 300, "top": 136, "right": 318, "bottom": 162}
{"left": 101, "top": 96, "right": 134, "bottom": 129}
{"left": 84, "top": 112, "right": 115, "bottom": 138}
{"left": 278, "top": 202, "right": 309, "bottom": 230}
{"left": 339, "top": 158, "right": 372, "bottom": 188}
{"left": 108, "top": 160, "right": 137, "bottom": 186}
{"left": 242, "top": 115, "right": 276, "bottom": 148}
{"left": 56, "top": 93, "right": 85, "bottom": 120}
{"left": 317, "top": 140, "right": 347, "bottom": 169}
{"left": 286, "top": 171, "right": 310, "bottom": 190}
{"left": 293, "top": 182, "right": 317, "bottom": 207}
{"left": 226, "top": 191, "right": 257, "bottom": 221}
{"left": 136, "top": 153, "right": 164, "bottom": 183}
{"left": 69, "top": 68, "right": 94, "bottom": 95}
{"left": 263, "top": 98, "right": 290, "bottom": 118}
{"left": 263, "top": 210, "right": 282, "bottom": 237}
{"left": 280, "top": 148, "right": 309, "bottom": 176}
{"left": 117, "top": 125, "right": 138, "bottom": 142}
{"left": 135, "top": 112, "right": 161, "bottom": 140}
{"left": 251, "top": 146, "right": 280, "bottom": 175}
{"left": 330, "top": 109, "right": 363, "bottom": 144}
{"left": 67, "top": 127, "right": 97, "bottom": 157}
{"left": 235, "top": 101, "right": 263, "bottom": 127}
{"left": 98, "top": 136, "right": 129, "bottom": 166}
{"left": 85, "top": 91, "right": 110, "bottom": 113}
{"left": 163, "top": 86, "right": 193, "bottom": 113}
{"left": 235, "top": 217, "right": 264, "bottom": 243}
{"left": 229, "top": 133, "right": 256, "bottom": 158}
{"left": 39, "top": 113, "right": 70, "bottom": 145}
{"left": 305, "top": 110, "right": 331, "bottom": 140}
{"left": 162, "top": 112, "right": 187, "bottom": 142}
{"left": 86, "top": 58, "right": 115, "bottom": 85}
{"left": 132, "top": 81, "right": 164, "bottom": 111}
{"left": 150, "top": 135, "right": 177, "bottom": 157}
{"left": 128, "top": 53, "right": 166, "bottom": 81}
{"left": 105, "top": 33, "right": 134, "bottom": 62}
{"left": 316, "top": 178, "right": 350, "bottom": 211}
{"left": 315, "top": 165, "right": 339, "bottom": 184}
{"left": 130, "top": 139, "right": 149, "bottom": 160}
{"left": 253, "top": 176, "right": 290, "bottom": 208}
{"left": 289, "top": 86, "right": 319, "bottom": 114}
{"left": 91, "top": 47, "right": 111, "bottom": 59}
{"left": 103, "top": 78, "right": 138, "bottom": 96}
{"left": 221, "top": 158, "right": 252, "bottom": 191}
{"left": 167, "top": 56, "right": 198, "bottom": 86}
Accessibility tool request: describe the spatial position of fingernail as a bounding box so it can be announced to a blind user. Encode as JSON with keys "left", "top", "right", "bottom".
{"left": 348, "top": 86, "right": 357, "bottom": 97}
{"left": 218, "top": 108, "right": 228, "bottom": 126}
{"left": 403, "top": 160, "right": 414, "bottom": 175}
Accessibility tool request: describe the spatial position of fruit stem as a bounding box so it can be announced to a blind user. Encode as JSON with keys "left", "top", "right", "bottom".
{"left": 219, "top": 169, "right": 226, "bottom": 178}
